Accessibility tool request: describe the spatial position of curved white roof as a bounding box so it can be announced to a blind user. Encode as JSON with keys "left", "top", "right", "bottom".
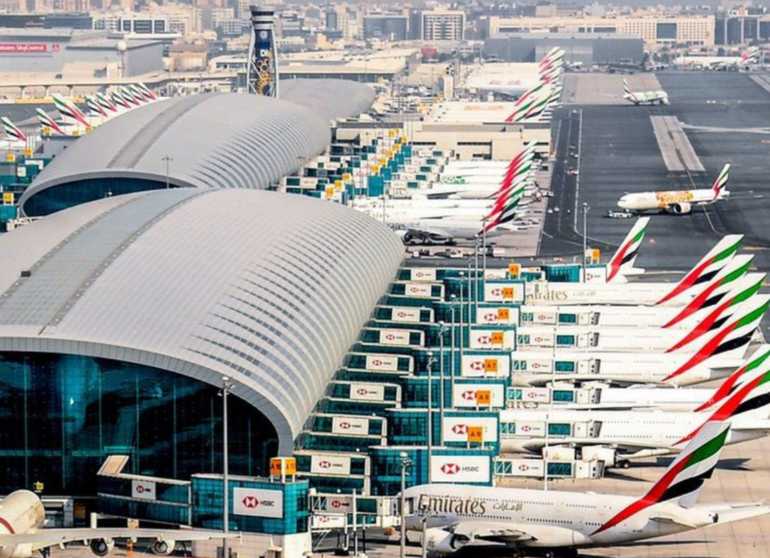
{"left": 20, "top": 92, "right": 332, "bottom": 216}
{"left": 0, "top": 189, "right": 404, "bottom": 453}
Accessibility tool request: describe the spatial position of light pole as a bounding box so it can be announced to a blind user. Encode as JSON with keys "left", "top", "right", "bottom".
{"left": 221, "top": 376, "right": 233, "bottom": 558}
{"left": 482, "top": 219, "right": 488, "bottom": 297}
{"left": 426, "top": 351, "right": 436, "bottom": 482}
{"left": 438, "top": 321, "right": 446, "bottom": 444}
{"left": 457, "top": 273, "right": 465, "bottom": 362}
{"left": 399, "top": 451, "right": 413, "bottom": 558}
{"left": 449, "top": 296, "right": 457, "bottom": 397}
{"left": 582, "top": 203, "right": 590, "bottom": 282}
{"left": 162, "top": 155, "right": 173, "bottom": 189}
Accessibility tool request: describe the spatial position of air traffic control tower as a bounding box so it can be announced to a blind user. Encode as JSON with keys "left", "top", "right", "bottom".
{"left": 247, "top": 5, "right": 279, "bottom": 97}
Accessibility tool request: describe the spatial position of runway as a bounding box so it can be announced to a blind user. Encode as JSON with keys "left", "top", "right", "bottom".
{"left": 545, "top": 71, "right": 770, "bottom": 273}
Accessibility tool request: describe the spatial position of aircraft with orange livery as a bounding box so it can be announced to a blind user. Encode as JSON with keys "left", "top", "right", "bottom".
{"left": 618, "top": 164, "right": 730, "bottom": 214}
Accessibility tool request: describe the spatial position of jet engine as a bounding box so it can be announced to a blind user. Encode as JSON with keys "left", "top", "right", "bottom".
{"left": 671, "top": 202, "right": 691, "bottom": 215}
{"left": 424, "top": 527, "right": 471, "bottom": 554}
{"left": 89, "top": 538, "right": 115, "bottom": 557}
{"left": 151, "top": 539, "right": 176, "bottom": 556}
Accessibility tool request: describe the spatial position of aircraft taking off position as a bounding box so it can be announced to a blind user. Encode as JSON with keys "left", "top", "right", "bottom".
{"left": 0, "top": 490, "right": 235, "bottom": 558}
{"left": 618, "top": 164, "right": 730, "bottom": 214}
{"left": 622, "top": 78, "right": 670, "bottom": 106}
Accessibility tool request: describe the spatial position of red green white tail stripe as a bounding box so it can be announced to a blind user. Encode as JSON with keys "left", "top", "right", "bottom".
{"left": 664, "top": 295, "right": 769, "bottom": 381}
{"left": 1, "top": 117, "right": 26, "bottom": 143}
{"left": 711, "top": 164, "right": 730, "bottom": 199}
{"left": 52, "top": 94, "right": 88, "bottom": 127}
{"left": 593, "top": 421, "right": 730, "bottom": 535}
{"left": 36, "top": 109, "right": 65, "bottom": 136}
{"left": 657, "top": 234, "right": 743, "bottom": 305}
{"left": 606, "top": 217, "right": 649, "bottom": 282}
{"left": 695, "top": 346, "right": 770, "bottom": 413}
{"left": 666, "top": 271, "right": 763, "bottom": 351}
{"left": 96, "top": 92, "right": 118, "bottom": 112}
{"left": 663, "top": 255, "right": 754, "bottom": 329}
{"left": 677, "top": 356, "right": 770, "bottom": 445}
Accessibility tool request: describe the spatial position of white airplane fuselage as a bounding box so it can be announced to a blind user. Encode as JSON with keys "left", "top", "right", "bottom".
{"left": 498, "top": 408, "right": 769, "bottom": 456}
{"left": 510, "top": 350, "right": 735, "bottom": 387}
{"left": 404, "top": 484, "right": 713, "bottom": 548}
{"left": 624, "top": 91, "right": 669, "bottom": 105}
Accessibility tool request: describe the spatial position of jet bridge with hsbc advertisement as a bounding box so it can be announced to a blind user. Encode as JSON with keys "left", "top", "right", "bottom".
{"left": 293, "top": 264, "right": 614, "bottom": 502}
{"left": 95, "top": 456, "right": 312, "bottom": 558}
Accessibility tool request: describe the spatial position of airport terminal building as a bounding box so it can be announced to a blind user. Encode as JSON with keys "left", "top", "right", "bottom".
{"left": 0, "top": 189, "right": 403, "bottom": 496}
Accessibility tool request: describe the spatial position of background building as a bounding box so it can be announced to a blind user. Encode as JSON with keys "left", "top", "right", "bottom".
{"left": 363, "top": 14, "right": 408, "bottom": 42}
{"left": 421, "top": 9, "right": 466, "bottom": 42}
{"left": 484, "top": 33, "right": 645, "bottom": 65}
{"left": 486, "top": 15, "right": 715, "bottom": 47}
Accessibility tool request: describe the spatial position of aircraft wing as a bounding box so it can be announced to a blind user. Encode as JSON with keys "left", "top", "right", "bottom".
{"left": 698, "top": 502, "right": 770, "bottom": 525}
{"left": 452, "top": 520, "right": 535, "bottom": 544}
{"left": 520, "top": 438, "right": 668, "bottom": 454}
{"left": 0, "top": 528, "right": 235, "bottom": 551}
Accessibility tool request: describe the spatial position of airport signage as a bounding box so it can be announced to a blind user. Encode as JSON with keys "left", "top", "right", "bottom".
{"left": 430, "top": 456, "right": 491, "bottom": 483}
{"left": 410, "top": 268, "right": 437, "bottom": 282}
{"left": 131, "top": 480, "right": 156, "bottom": 501}
{"left": 484, "top": 283, "right": 523, "bottom": 303}
{"left": 507, "top": 459, "right": 545, "bottom": 478}
{"left": 476, "top": 307, "right": 518, "bottom": 325}
{"left": 378, "top": 328, "right": 412, "bottom": 346}
{"left": 311, "top": 454, "right": 351, "bottom": 475}
{"left": 452, "top": 384, "right": 505, "bottom": 408}
{"left": 461, "top": 354, "right": 509, "bottom": 377}
{"left": 442, "top": 416, "right": 499, "bottom": 443}
{"left": 514, "top": 420, "right": 546, "bottom": 436}
{"left": 332, "top": 416, "right": 369, "bottom": 435}
{"left": 325, "top": 495, "right": 352, "bottom": 512}
{"left": 585, "top": 267, "right": 607, "bottom": 283}
{"left": 233, "top": 488, "right": 283, "bottom": 518}
{"left": 469, "top": 329, "right": 514, "bottom": 350}
{"left": 404, "top": 282, "right": 433, "bottom": 298}
{"left": 519, "top": 330, "right": 555, "bottom": 348}
{"left": 519, "top": 357, "right": 555, "bottom": 373}
{"left": 391, "top": 307, "right": 422, "bottom": 323}
{"left": 311, "top": 514, "right": 346, "bottom": 529}
{"left": 365, "top": 355, "right": 400, "bottom": 372}
{"left": 349, "top": 383, "right": 386, "bottom": 401}
{"left": 0, "top": 43, "right": 58, "bottom": 54}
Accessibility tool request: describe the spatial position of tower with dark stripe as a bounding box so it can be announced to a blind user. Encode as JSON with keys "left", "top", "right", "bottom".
{"left": 247, "top": 5, "right": 279, "bottom": 97}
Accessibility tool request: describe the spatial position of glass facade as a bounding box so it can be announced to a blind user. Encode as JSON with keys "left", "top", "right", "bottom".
{"left": 0, "top": 353, "right": 278, "bottom": 496}
{"left": 23, "top": 178, "right": 167, "bottom": 217}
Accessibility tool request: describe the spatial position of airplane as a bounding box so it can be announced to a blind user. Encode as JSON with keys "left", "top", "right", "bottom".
{"left": 525, "top": 234, "right": 744, "bottom": 306}
{"left": 36, "top": 109, "right": 76, "bottom": 137}
{"left": 499, "top": 351, "right": 770, "bottom": 467}
{"left": 51, "top": 94, "right": 92, "bottom": 130}
{"left": 618, "top": 164, "right": 730, "bottom": 214}
{"left": 511, "top": 292, "right": 765, "bottom": 388}
{"left": 465, "top": 48, "right": 565, "bottom": 99}
{"left": 406, "top": 420, "right": 770, "bottom": 557}
{"left": 0, "top": 490, "right": 236, "bottom": 558}
{"left": 1, "top": 117, "right": 28, "bottom": 150}
{"left": 622, "top": 78, "right": 670, "bottom": 106}
{"left": 508, "top": 346, "right": 770, "bottom": 412}
{"left": 516, "top": 292, "right": 767, "bottom": 355}
{"left": 673, "top": 46, "right": 761, "bottom": 70}
{"left": 514, "top": 270, "right": 763, "bottom": 332}
{"left": 602, "top": 216, "right": 649, "bottom": 282}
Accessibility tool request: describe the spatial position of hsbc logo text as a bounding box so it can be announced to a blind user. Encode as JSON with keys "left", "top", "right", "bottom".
{"left": 439, "top": 463, "right": 481, "bottom": 475}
